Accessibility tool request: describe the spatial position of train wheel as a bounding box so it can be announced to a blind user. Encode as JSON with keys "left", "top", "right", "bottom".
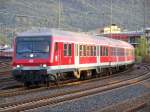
{"left": 92, "top": 69, "right": 98, "bottom": 78}
{"left": 108, "top": 68, "right": 112, "bottom": 75}
{"left": 34, "top": 81, "right": 39, "bottom": 87}
{"left": 45, "top": 75, "right": 50, "bottom": 87}
{"left": 24, "top": 82, "right": 31, "bottom": 88}
{"left": 87, "top": 70, "right": 92, "bottom": 79}
{"left": 80, "top": 71, "right": 86, "bottom": 80}
{"left": 50, "top": 74, "right": 61, "bottom": 85}
{"left": 80, "top": 70, "right": 92, "bottom": 80}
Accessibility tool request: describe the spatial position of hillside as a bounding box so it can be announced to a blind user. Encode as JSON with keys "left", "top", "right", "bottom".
{"left": 0, "top": 0, "right": 149, "bottom": 32}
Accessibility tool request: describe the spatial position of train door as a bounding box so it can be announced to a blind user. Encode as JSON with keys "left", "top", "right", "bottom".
{"left": 75, "top": 44, "right": 79, "bottom": 67}
{"left": 125, "top": 48, "right": 127, "bottom": 62}
{"left": 97, "top": 45, "right": 100, "bottom": 66}
{"left": 54, "top": 42, "right": 61, "bottom": 68}
{"left": 61, "top": 43, "right": 74, "bottom": 65}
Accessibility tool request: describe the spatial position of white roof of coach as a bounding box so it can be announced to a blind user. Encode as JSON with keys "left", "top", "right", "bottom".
{"left": 17, "top": 29, "right": 133, "bottom": 49}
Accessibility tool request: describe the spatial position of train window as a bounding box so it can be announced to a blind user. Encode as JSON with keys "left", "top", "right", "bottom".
{"left": 99, "top": 46, "right": 101, "bottom": 56}
{"left": 76, "top": 44, "right": 78, "bottom": 56}
{"left": 111, "top": 47, "right": 115, "bottom": 56}
{"left": 116, "top": 48, "right": 119, "bottom": 56}
{"left": 111, "top": 47, "right": 113, "bottom": 56}
{"left": 104, "top": 47, "right": 107, "bottom": 56}
{"left": 64, "top": 43, "right": 67, "bottom": 56}
{"left": 92, "top": 46, "right": 94, "bottom": 56}
{"left": 87, "top": 46, "right": 89, "bottom": 56}
{"left": 83, "top": 45, "right": 86, "bottom": 56}
{"left": 110, "top": 47, "right": 113, "bottom": 56}
{"left": 119, "top": 48, "right": 121, "bottom": 56}
{"left": 116, "top": 48, "right": 118, "bottom": 56}
{"left": 97, "top": 46, "right": 99, "bottom": 56}
{"left": 105, "top": 47, "right": 108, "bottom": 56}
{"left": 128, "top": 49, "right": 130, "bottom": 56}
{"left": 118, "top": 48, "right": 120, "bottom": 56}
{"left": 126, "top": 49, "right": 127, "bottom": 56}
{"left": 103, "top": 47, "right": 106, "bottom": 56}
{"left": 115, "top": 48, "right": 117, "bottom": 56}
{"left": 88, "top": 46, "right": 91, "bottom": 56}
{"left": 112, "top": 47, "right": 116, "bottom": 56}
{"left": 123, "top": 48, "right": 125, "bottom": 56}
{"left": 90, "top": 46, "right": 93, "bottom": 56}
{"left": 104, "top": 47, "right": 105, "bottom": 56}
{"left": 103, "top": 47, "right": 105, "bottom": 56}
{"left": 80, "top": 45, "right": 83, "bottom": 56}
{"left": 68, "top": 44, "right": 72, "bottom": 56}
{"left": 94, "top": 46, "right": 96, "bottom": 56}
{"left": 55, "top": 42, "right": 58, "bottom": 51}
{"left": 100, "top": 46, "right": 103, "bottom": 56}
{"left": 91, "top": 46, "right": 93, "bottom": 56}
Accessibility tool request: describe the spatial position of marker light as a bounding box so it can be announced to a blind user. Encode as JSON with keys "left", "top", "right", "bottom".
{"left": 16, "top": 65, "right": 20, "bottom": 68}
{"left": 43, "top": 64, "right": 47, "bottom": 67}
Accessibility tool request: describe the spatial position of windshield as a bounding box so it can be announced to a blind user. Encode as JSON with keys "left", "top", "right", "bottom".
{"left": 16, "top": 36, "right": 50, "bottom": 59}
{"left": 17, "top": 41, "right": 49, "bottom": 53}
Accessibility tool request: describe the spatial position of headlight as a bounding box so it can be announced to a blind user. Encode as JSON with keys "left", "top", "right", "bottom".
{"left": 42, "top": 64, "right": 47, "bottom": 67}
{"left": 16, "top": 65, "right": 20, "bottom": 68}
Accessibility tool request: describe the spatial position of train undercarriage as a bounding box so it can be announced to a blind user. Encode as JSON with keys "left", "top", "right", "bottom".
{"left": 12, "top": 64, "right": 133, "bottom": 87}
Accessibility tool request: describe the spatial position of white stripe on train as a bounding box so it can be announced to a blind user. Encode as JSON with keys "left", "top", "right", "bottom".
{"left": 13, "top": 61, "right": 134, "bottom": 73}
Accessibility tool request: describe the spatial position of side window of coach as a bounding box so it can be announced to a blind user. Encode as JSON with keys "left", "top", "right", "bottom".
{"left": 64, "top": 43, "right": 67, "bottom": 56}
{"left": 55, "top": 42, "right": 58, "bottom": 51}
{"left": 94, "top": 46, "right": 96, "bottom": 56}
{"left": 105, "top": 47, "right": 108, "bottom": 56}
{"left": 80, "top": 45, "right": 82, "bottom": 56}
{"left": 68, "top": 44, "right": 72, "bottom": 56}
{"left": 64, "top": 43, "right": 72, "bottom": 56}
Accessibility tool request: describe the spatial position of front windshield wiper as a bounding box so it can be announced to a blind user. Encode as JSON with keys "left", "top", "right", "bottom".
{"left": 32, "top": 51, "right": 48, "bottom": 53}
{"left": 17, "top": 49, "right": 32, "bottom": 54}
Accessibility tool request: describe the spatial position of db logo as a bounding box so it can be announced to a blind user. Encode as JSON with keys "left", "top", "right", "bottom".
{"left": 29, "top": 59, "right": 34, "bottom": 63}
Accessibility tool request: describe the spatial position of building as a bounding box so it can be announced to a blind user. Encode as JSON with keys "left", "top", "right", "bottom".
{"left": 96, "top": 25, "right": 144, "bottom": 48}
{"left": 98, "top": 31, "right": 143, "bottom": 48}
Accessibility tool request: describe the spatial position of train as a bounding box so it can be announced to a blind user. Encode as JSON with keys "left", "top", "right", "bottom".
{"left": 12, "top": 29, "right": 135, "bottom": 86}
{"left": 0, "top": 48, "right": 13, "bottom": 59}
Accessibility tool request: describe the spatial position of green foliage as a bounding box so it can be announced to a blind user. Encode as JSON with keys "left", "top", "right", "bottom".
{"left": 135, "top": 36, "right": 148, "bottom": 60}
{"left": 0, "top": 33, "right": 9, "bottom": 45}
{"left": 0, "top": 0, "right": 148, "bottom": 31}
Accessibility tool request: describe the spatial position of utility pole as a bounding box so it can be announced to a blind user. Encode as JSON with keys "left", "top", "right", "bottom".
{"left": 110, "top": 0, "right": 112, "bottom": 38}
{"left": 58, "top": 0, "right": 61, "bottom": 29}
{"left": 144, "top": 0, "right": 145, "bottom": 28}
{"left": 144, "top": 0, "right": 147, "bottom": 29}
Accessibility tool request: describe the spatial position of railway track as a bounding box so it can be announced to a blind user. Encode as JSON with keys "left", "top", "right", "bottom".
{"left": 0, "top": 75, "right": 20, "bottom": 90}
{"left": 0, "top": 64, "right": 148, "bottom": 97}
{"left": 97, "top": 93, "right": 150, "bottom": 112}
{"left": 0, "top": 65, "right": 149, "bottom": 112}
{"left": 0, "top": 66, "right": 137, "bottom": 97}
{"left": 0, "top": 59, "right": 11, "bottom": 78}
{"left": 0, "top": 59, "right": 20, "bottom": 90}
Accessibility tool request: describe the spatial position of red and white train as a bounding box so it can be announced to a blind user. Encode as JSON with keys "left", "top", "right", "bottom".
{"left": 12, "top": 29, "right": 135, "bottom": 86}
{"left": 0, "top": 48, "right": 13, "bottom": 59}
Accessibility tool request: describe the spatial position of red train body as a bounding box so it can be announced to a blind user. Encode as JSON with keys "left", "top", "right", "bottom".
{"left": 12, "top": 29, "right": 135, "bottom": 85}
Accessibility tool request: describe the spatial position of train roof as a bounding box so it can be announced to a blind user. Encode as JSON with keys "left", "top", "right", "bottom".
{"left": 17, "top": 28, "right": 134, "bottom": 49}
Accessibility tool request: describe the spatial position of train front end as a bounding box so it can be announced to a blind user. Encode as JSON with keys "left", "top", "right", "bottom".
{"left": 12, "top": 35, "right": 51, "bottom": 86}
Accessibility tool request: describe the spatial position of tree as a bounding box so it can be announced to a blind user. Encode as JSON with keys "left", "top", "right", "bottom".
{"left": 135, "top": 36, "right": 148, "bottom": 60}
{"left": 0, "top": 33, "right": 8, "bottom": 45}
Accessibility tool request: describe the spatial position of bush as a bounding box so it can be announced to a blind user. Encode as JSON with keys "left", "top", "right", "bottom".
{"left": 0, "top": 33, "right": 9, "bottom": 45}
